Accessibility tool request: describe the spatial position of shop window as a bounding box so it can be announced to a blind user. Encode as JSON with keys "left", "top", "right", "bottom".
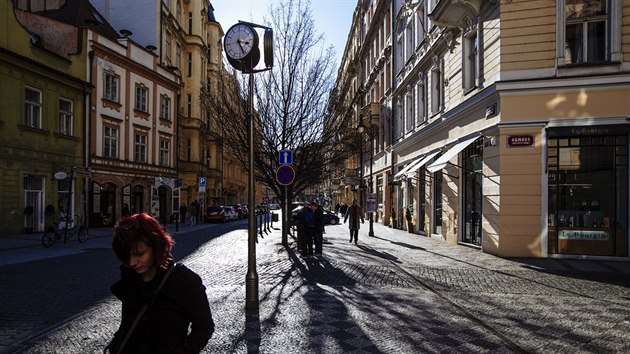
{"left": 547, "top": 133, "right": 628, "bottom": 256}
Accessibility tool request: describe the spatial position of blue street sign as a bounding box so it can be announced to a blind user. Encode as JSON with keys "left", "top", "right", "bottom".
{"left": 279, "top": 149, "right": 293, "bottom": 165}
{"left": 276, "top": 165, "right": 295, "bottom": 186}
{"left": 199, "top": 177, "right": 206, "bottom": 187}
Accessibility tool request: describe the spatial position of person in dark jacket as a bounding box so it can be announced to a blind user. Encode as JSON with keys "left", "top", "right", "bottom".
{"left": 295, "top": 201, "right": 310, "bottom": 256}
{"left": 107, "top": 212, "right": 214, "bottom": 354}
{"left": 344, "top": 199, "right": 364, "bottom": 244}
{"left": 311, "top": 200, "right": 325, "bottom": 256}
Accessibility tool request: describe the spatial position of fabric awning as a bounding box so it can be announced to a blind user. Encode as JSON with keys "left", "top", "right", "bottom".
{"left": 404, "top": 151, "right": 441, "bottom": 177}
{"left": 426, "top": 135, "right": 480, "bottom": 173}
{"left": 393, "top": 156, "right": 425, "bottom": 181}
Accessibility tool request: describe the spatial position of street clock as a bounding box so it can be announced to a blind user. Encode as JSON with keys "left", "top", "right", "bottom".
{"left": 224, "top": 23, "right": 260, "bottom": 72}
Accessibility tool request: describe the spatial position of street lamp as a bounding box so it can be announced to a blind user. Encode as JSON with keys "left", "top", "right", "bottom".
{"left": 357, "top": 123, "right": 364, "bottom": 215}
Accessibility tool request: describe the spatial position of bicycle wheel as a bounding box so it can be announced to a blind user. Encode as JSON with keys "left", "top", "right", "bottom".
{"left": 42, "top": 229, "right": 57, "bottom": 248}
{"left": 77, "top": 226, "right": 88, "bottom": 243}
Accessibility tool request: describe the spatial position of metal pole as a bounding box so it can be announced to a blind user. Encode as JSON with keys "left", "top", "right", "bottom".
{"left": 359, "top": 131, "right": 364, "bottom": 214}
{"left": 246, "top": 72, "right": 259, "bottom": 310}
{"left": 369, "top": 126, "right": 374, "bottom": 236}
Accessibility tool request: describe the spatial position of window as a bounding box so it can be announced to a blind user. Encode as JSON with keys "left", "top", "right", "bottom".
{"left": 463, "top": 29, "right": 478, "bottom": 91}
{"left": 565, "top": 0, "right": 606, "bottom": 64}
{"left": 16, "top": 0, "right": 66, "bottom": 12}
{"left": 58, "top": 98, "right": 73, "bottom": 135}
{"left": 405, "top": 88, "right": 414, "bottom": 133}
{"left": 187, "top": 94, "right": 192, "bottom": 117}
{"left": 416, "top": 78, "right": 426, "bottom": 125}
{"left": 103, "top": 126, "right": 118, "bottom": 158}
{"left": 104, "top": 72, "right": 119, "bottom": 102}
{"left": 430, "top": 63, "right": 442, "bottom": 115}
{"left": 160, "top": 139, "right": 170, "bottom": 166}
{"left": 558, "top": 0, "right": 621, "bottom": 66}
{"left": 160, "top": 95, "right": 171, "bottom": 120}
{"left": 176, "top": 43, "right": 181, "bottom": 68}
{"left": 165, "top": 31, "right": 172, "bottom": 61}
{"left": 405, "top": 18, "right": 414, "bottom": 62}
{"left": 188, "top": 12, "right": 193, "bottom": 35}
{"left": 176, "top": 1, "right": 182, "bottom": 24}
{"left": 416, "top": 6, "right": 426, "bottom": 47}
{"left": 187, "top": 52, "right": 192, "bottom": 77}
{"left": 135, "top": 85, "right": 148, "bottom": 112}
{"left": 24, "top": 87, "right": 41, "bottom": 128}
{"left": 135, "top": 133, "right": 147, "bottom": 162}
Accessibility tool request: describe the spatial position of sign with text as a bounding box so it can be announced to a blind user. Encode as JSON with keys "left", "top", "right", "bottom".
{"left": 366, "top": 193, "right": 377, "bottom": 213}
{"left": 507, "top": 135, "right": 534, "bottom": 147}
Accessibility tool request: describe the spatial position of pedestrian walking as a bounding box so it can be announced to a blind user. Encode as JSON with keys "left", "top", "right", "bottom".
{"left": 312, "top": 200, "right": 325, "bottom": 256}
{"left": 106, "top": 212, "right": 214, "bottom": 353}
{"left": 340, "top": 203, "right": 348, "bottom": 217}
{"left": 179, "top": 203, "right": 188, "bottom": 224}
{"left": 303, "top": 202, "right": 317, "bottom": 256}
{"left": 335, "top": 203, "right": 341, "bottom": 215}
{"left": 295, "top": 201, "right": 310, "bottom": 256}
{"left": 190, "top": 200, "right": 199, "bottom": 227}
{"left": 343, "top": 199, "right": 364, "bottom": 244}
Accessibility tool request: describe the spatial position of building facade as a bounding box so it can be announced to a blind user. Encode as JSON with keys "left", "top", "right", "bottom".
{"left": 336, "top": 0, "right": 630, "bottom": 258}
{"left": 0, "top": 0, "right": 90, "bottom": 234}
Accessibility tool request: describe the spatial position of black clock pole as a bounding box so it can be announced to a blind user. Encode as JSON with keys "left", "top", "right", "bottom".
{"left": 246, "top": 68, "right": 259, "bottom": 310}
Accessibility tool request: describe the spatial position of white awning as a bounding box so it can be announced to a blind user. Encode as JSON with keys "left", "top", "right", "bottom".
{"left": 404, "top": 150, "right": 441, "bottom": 177}
{"left": 393, "top": 156, "right": 425, "bottom": 180}
{"left": 426, "top": 135, "right": 480, "bottom": 173}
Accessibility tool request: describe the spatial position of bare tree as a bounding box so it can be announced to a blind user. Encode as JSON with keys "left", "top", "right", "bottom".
{"left": 201, "top": 0, "right": 357, "bottom": 240}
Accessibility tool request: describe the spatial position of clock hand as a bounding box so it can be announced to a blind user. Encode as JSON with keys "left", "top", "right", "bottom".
{"left": 237, "top": 39, "right": 245, "bottom": 54}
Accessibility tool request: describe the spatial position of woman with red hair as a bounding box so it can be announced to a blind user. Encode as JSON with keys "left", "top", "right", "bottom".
{"left": 106, "top": 213, "right": 214, "bottom": 353}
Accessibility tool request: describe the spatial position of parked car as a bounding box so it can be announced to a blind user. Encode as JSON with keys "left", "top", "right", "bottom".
{"left": 206, "top": 206, "right": 226, "bottom": 223}
{"left": 230, "top": 204, "right": 245, "bottom": 219}
{"left": 291, "top": 206, "right": 340, "bottom": 225}
{"left": 224, "top": 206, "right": 238, "bottom": 221}
{"left": 268, "top": 203, "right": 281, "bottom": 210}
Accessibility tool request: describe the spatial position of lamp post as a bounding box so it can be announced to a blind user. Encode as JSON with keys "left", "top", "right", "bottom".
{"left": 358, "top": 120, "right": 375, "bottom": 237}
{"left": 357, "top": 123, "right": 364, "bottom": 214}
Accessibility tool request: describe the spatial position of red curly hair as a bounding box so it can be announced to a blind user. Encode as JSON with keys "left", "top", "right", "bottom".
{"left": 112, "top": 212, "right": 175, "bottom": 269}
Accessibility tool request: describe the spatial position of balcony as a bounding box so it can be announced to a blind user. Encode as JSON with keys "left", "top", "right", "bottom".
{"left": 428, "top": 0, "right": 482, "bottom": 29}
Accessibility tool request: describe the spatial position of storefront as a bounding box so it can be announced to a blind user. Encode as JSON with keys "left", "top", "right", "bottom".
{"left": 547, "top": 126, "right": 628, "bottom": 257}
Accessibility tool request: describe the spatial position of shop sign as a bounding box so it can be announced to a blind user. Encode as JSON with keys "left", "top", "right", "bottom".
{"left": 558, "top": 230, "right": 609, "bottom": 241}
{"left": 507, "top": 135, "right": 534, "bottom": 147}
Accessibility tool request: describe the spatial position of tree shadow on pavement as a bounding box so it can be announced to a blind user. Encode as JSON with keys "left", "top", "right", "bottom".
{"left": 371, "top": 235, "right": 426, "bottom": 250}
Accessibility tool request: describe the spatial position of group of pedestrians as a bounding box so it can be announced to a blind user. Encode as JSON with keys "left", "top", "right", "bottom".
{"left": 179, "top": 200, "right": 200, "bottom": 227}
{"left": 296, "top": 200, "right": 325, "bottom": 257}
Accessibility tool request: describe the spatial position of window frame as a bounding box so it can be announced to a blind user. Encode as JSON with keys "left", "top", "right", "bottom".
{"left": 159, "top": 138, "right": 171, "bottom": 166}
{"left": 103, "top": 125, "right": 118, "bottom": 159}
{"left": 556, "top": 0, "right": 621, "bottom": 66}
{"left": 160, "top": 94, "right": 171, "bottom": 120}
{"left": 135, "top": 84, "right": 148, "bottom": 112}
{"left": 24, "top": 86, "right": 42, "bottom": 129}
{"left": 462, "top": 25, "right": 479, "bottom": 92}
{"left": 134, "top": 132, "right": 148, "bottom": 163}
{"left": 58, "top": 97, "right": 73, "bottom": 135}
{"left": 104, "top": 72, "right": 119, "bottom": 102}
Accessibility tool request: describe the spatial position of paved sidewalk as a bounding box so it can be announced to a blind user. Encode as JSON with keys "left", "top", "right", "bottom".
{"left": 5, "top": 213, "right": 630, "bottom": 353}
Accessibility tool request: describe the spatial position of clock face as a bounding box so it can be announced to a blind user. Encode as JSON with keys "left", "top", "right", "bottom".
{"left": 224, "top": 24, "right": 257, "bottom": 60}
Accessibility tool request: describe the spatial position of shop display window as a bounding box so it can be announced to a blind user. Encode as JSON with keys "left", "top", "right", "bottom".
{"left": 547, "top": 134, "right": 628, "bottom": 256}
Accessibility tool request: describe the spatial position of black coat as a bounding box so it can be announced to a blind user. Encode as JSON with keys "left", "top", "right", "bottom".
{"left": 109, "top": 262, "right": 214, "bottom": 354}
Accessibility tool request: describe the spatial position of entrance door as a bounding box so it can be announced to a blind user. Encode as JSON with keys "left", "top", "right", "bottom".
{"left": 462, "top": 138, "right": 483, "bottom": 246}
{"left": 24, "top": 175, "right": 45, "bottom": 232}
{"left": 100, "top": 183, "right": 117, "bottom": 226}
{"left": 432, "top": 170, "right": 443, "bottom": 235}
{"left": 131, "top": 185, "right": 144, "bottom": 214}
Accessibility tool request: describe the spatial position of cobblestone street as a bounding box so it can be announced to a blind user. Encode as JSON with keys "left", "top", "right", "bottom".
{"left": 1, "top": 214, "right": 629, "bottom": 353}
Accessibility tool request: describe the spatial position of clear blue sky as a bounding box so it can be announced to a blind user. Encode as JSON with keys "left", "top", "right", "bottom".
{"left": 212, "top": 0, "right": 356, "bottom": 68}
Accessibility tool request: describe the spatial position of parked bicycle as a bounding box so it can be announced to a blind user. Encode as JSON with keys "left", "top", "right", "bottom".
{"left": 41, "top": 214, "right": 88, "bottom": 247}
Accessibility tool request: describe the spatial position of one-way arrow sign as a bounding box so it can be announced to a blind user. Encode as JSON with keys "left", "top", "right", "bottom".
{"left": 279, "top": 149, "right": 293, "bottom": 165}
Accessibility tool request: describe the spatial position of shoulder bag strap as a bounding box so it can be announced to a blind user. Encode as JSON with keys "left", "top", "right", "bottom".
{"left": 110, "top": 265, "right": 176, "bottom": 354}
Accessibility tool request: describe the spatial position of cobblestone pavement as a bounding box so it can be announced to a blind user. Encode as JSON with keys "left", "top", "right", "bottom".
{"left": 1, "top": 214, "right": 629, "bottom": 353}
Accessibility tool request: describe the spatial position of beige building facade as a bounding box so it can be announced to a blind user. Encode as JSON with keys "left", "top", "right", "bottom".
{"left": 336, "top": 0, "right": 629, "bottom": 258}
